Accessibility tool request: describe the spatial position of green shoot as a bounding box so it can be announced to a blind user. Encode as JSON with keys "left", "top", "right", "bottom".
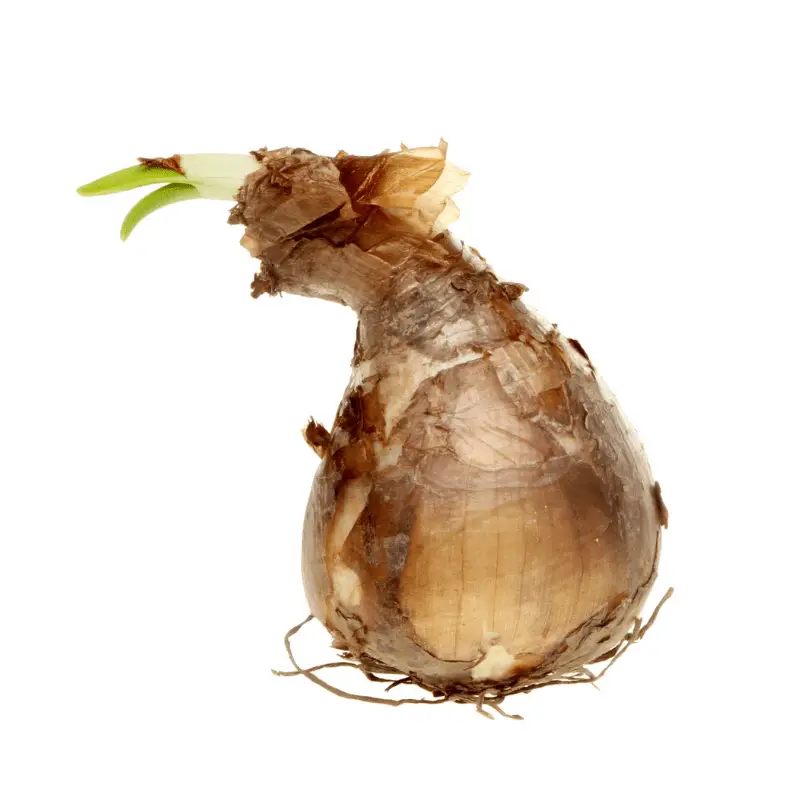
{"left": 77, "top": 165, "right": 189, "bottom": 196}
{"left": 78, "top": 153, "right": 260, "bottom": 240}
{"left": 120, "top": 184, "right": 202, "bottom": 241}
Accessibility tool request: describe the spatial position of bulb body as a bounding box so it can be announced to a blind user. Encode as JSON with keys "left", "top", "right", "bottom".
{"left": 229, "top": 143, "right": 665, "bottom": 693}
{"left": 300, "top": 261, "right": 662, "bottom": 692}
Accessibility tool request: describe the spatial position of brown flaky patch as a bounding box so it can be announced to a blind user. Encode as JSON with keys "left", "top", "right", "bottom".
{"left": 653, "top": 481, "right": 669, "bottom": 528}
{"left": 231, "top": 149, "right": 350, "bottom": 248}
{"left": 303, "top": 418, "right": 331, "bottom": 458}
{"left": 501, "top": 281, "right": 528, "bottom": 301}
{"left": 137, "top": 154, "right": 185, "bottom": 174}
{"left": 567, "top": 337, "right": 593, "bottom": 368}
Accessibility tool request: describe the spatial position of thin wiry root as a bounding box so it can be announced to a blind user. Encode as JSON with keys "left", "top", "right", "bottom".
{"left": 362, "top": 672, "right": 399, "bottom": 684}
{"left": 271, "top": 661, "right": 358, "bottom": 677}
{"left": 475, "top": 691, "right": 494, "bottom": 720}
{"left": 486, "top": 701, "right": 524, "bottom": 721}
{"left": 276, "top": 616, "right": 449, "bottom": 708}
{"left": 637, "top": 586, "right": 673, "bottom": 640}
{"left": 272, "top": 587, "right": 673, "bottom": 720}
{"left": 384, "top": 677, "right": 413, "bottom": 693}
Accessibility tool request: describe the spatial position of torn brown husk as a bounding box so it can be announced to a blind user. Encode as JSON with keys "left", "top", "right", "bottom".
{"left": 137, "top": 154, "right": 185, "bottom": 174}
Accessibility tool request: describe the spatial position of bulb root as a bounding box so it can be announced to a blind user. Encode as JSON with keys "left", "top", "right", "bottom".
{"left": 273, "top": 587, "right": 673, "bottom": 720}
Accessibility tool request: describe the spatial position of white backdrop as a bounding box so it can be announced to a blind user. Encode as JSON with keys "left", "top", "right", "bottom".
{"left": 1, "top": 2, "right": 797, "bottom": 797}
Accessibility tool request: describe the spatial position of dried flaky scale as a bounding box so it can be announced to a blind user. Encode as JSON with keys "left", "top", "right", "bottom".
{"left": 79, "top": 141, "right": 669, "bottom": 712}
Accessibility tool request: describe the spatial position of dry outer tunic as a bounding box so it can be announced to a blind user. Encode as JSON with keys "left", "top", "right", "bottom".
{"left": 229, "top": 143, "right": 665, "bottom": 694}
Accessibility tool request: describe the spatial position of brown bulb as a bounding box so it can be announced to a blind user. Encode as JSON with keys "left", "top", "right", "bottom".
{"left": 231, "top": 142, "right": 666, "bottom": 697}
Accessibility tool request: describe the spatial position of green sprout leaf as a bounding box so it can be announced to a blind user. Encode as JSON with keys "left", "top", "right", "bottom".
{"left": 77, "top": 164, "right": 190, "bottom": 196}
{"left": 78, "top": 153, "right": 260, "bottom": 242}
{"left": 120, "top": 183, "right": 202, "bottom": 241}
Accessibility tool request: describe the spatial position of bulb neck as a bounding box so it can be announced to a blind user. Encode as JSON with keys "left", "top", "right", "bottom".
{"left": 230, "top": 145, "right": 473, "bottom": 313}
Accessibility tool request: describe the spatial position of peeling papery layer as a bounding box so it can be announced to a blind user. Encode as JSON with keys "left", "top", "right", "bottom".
{"left": 335, "top": 140, "right": 469, "bottom": 236}
{"left": 232, "top": 141, "right": 470, "bottom": 306}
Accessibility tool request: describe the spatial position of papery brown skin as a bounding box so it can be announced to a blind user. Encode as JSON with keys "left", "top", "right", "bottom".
{"left": 230, "top": 143, "right": 664, "bottom": 694}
